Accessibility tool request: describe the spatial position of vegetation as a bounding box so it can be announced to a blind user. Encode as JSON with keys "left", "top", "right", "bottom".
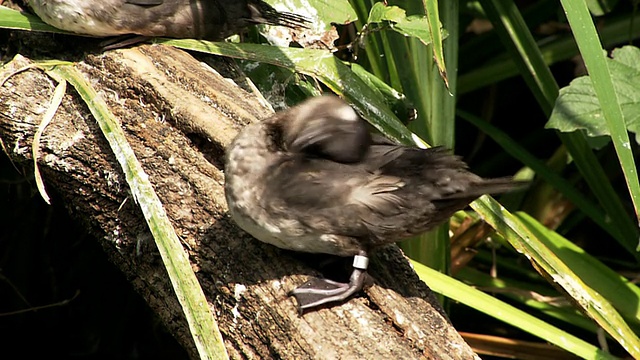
{"left": 1, "top": 0, "right": 640, "bottom": 358}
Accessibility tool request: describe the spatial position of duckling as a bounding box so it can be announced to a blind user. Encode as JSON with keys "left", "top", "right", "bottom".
{"left": 26, "top": 0, "right": 307, "bottom": 40}
{"left": 224, "top": 95, "right": 520, "bottom": 312}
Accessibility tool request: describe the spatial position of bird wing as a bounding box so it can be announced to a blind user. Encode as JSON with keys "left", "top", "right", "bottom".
{"left": 265, "top": 144, "right": 518, "bottom": 247}
{"left": 263, "top": 147, "right": 426, "bottom": 242}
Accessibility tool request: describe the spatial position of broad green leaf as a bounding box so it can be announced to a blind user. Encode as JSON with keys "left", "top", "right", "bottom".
{"left": 547, "top": 46, "right": 640, "bottom": 145}
{"left": 368, "top": 2, "right": 407, "bottom": 23}
{"left": 393, "top": 16, "right": 436, "bottom": 46}
{"left": 367, "top": 3, "right": 441, "bottom": 47}
{"left": 350, "top": 63, "right": 416, "bottom": 123}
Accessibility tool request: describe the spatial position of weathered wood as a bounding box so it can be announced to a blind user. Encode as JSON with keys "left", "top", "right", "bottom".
{"left": 0, "top": 37, "right": 479, "bottom": 359}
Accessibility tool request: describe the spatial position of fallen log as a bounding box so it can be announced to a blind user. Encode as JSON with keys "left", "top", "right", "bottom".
{"left": 0, "top": 36, "right": 478, "bottom": 359}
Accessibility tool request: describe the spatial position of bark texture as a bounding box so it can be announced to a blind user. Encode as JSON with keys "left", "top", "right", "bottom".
{"left": 0, "top": 35, "right": 478, "bottom": 359}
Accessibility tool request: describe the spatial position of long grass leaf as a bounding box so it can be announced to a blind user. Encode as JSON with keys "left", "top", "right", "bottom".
{"left": 473, "top": 195, "right": 640, "bottom": 358}
{"left": 560, "top": 0, "right": 640, "bottom": 229}
{"left": 0, "top": 5, "right": 73, "bottom": 33}
{"left": 46, "top": 64, "right": 229, "bottom": 360}
{"left": 31, "top": 77, "right": 66, "bottom": 205}
{"left": 457, "top": 267, "right": 600, "bottom": 334}
{"left": 412, "top": 259, "right": 615, "bottom": 359}
{"left": 516, "top": 213, "right": 640, "bottom": 327}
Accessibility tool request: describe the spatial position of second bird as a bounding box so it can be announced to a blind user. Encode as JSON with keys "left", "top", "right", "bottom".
{"left": 26, "top": 0, "right": 308, "bottom": 40}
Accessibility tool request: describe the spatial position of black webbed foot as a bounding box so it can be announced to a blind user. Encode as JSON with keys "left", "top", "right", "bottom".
{"left": 289, "top": 255, "right": 369, "bottom": 313}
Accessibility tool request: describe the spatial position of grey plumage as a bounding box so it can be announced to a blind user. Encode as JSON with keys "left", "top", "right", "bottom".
{"left": 27, "top": 0, "right": 308, "bottom": 40}
{"left": 224, "top": 95, "right": 522, "bottom": 311}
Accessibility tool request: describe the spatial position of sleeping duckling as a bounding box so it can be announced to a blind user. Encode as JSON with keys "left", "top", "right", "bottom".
{"left": 224, "top": 95, "right": 520, "bottom": 312}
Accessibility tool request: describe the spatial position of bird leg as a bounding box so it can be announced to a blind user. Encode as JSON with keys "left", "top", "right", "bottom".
{"left": 289, "top": 253, "right": 369, "bottom": 313}
{"left": 100, "top": 36, "right": 152, "bottom": 50}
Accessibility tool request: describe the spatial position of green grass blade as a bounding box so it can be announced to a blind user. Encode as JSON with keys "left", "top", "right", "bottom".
{"left": 473, "top": 195, "right": 640, "bottom": 358}
{"left": 46, "top": 64, "right": 229, "bottom": 360}
{"left": 381, "top": 0, "right": 454, "bottom": 274}
{"left": 411, "top": 260, "right": 616, "bottom": 359}
{"left": 364, "top": 1, "right": 443, "bottom": 270}
{"left": 0, "top": 5, "right": 74, "bottom": 34}
{"left": 426, "top": 0, "right": 457, "bottom": 150}
{"left": 516, "top": 212, "right": 640, "bottom": 328}
{"left": 456, "top": 267, "right": 600, "bottom": 334}
{"left": 424, "top": 0, "right": 447, "bottom": 87}
{"left": 560, "top": 0, "right": 640, "bottom": 228}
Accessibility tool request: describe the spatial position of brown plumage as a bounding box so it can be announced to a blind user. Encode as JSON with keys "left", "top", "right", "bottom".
{"left": 224, "top": 95, "right": 522, "bottom": 312}
{"left": 27, "top": 0, "right": 308, "bottom": 40}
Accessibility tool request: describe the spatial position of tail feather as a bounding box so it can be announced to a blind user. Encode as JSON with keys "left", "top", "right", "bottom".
{"left": 248, "top": 1, "right": 310, "bottom": 29}
{"left": 443, "top": 178, "right": 528, "bottom": 200}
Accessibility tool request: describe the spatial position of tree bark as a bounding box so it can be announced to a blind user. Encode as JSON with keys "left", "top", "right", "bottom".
{"left": 0, "top": 35, "right": 479, "bottom": 359}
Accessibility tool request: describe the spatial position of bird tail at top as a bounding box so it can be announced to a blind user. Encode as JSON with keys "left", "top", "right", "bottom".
{"left": 247, "top": 1, "right": 310, "bottom": 29}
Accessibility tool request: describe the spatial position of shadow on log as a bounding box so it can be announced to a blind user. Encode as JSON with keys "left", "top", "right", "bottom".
{"left": 0, "top": 37, "right": 478, "bottom": 359}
